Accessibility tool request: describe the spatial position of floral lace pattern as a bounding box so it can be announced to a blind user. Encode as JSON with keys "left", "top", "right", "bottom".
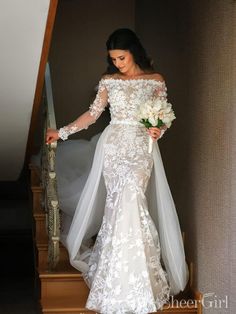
{"left": 83, "top": 123, "right": 171, "bottom": 313}
{"left": 89, "top": 79, "right": 108, "bottom": 119}
{"left": 58, "top": 77, "right": 168, "bottom": 141}
{"left": 58, "top": 79, "right": 108, "bottom": 140}
{"left": 73, "top": 77, "right": 171, "bottom": 314}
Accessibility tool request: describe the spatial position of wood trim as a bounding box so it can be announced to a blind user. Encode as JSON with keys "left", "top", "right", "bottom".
{"left": 25, "top": 0, "right": 58, "bottom": 162}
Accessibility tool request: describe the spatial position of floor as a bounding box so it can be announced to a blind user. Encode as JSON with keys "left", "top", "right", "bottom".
{"left": 0, "top": 170, "right": 41, "bottom": 314}
{"left": 0, "top": 228, "right": 41, "bottom": 314}
{"left": 0, "top": 276, "right": 41, "bottom": 314}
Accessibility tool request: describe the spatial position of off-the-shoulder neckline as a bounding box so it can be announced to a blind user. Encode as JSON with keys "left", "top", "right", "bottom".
{"left": 102, "top": 77, "right": 165, "bottom": 84}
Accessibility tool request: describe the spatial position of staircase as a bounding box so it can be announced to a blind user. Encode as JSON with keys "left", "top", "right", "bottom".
{"left": 30, "top": 163, "right": 203, "bottom": 314}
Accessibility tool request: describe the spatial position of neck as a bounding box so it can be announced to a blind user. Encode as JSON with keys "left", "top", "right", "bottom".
{"left": 123, "top": 64, "right": 144, "bottom": 77}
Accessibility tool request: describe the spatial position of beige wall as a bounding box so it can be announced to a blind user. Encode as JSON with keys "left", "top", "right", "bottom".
{"left": 49, "top": 0, "right": 135, "bottom": 139}
{"left": 231, "top": 2, "right": 236, "bottom": 310}
{"left": 186, "top": 2, "right": 235, "bottom": 313}
{"left": 135, "top": 0, "right": 190, "bottom": 227}
{"left": 136, "top": 1, "right": 235, "bottom": 313}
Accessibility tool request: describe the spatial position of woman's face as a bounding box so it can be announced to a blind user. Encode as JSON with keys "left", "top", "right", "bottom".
{"left": 108, "top": 49, "right": 136, "bottom": 75}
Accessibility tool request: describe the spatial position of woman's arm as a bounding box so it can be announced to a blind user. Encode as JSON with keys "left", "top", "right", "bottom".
{"left": 147, "top": 74, "right": 168, "bottom": 141}
{"left": 46, "top": 78, "right": 108, "bottom": 144}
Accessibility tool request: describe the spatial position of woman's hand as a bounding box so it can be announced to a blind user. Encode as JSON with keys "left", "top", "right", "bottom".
{"left": 147, "top": 125, "right": 168, "bottom": 141}
{"left": 147, "top": 127, "right": 162, "bottom": 141}
{"left": 46, "top": 128, "right": 60, "bottom": 144}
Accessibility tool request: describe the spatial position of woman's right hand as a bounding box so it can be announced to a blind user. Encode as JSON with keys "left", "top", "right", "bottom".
{"left": 46, "top": 128, "right": 60, "bottom": 144}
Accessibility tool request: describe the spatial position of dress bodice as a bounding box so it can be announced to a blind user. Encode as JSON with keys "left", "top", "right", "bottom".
{"left": 89, "top": 77, "right": 168, "bottom": 125}
{"left": 102, "top": 78, "right": 167, "bottom": 123}
{"left": 58, "top": 75, "right": 168, "bottom": 141}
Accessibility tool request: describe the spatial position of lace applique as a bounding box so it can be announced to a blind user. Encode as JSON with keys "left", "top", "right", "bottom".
{"left": 59, "top": 77, "right": 175, "bottom": 313}
{"left": 84, "top": 121, "right": 171, "bottom": 313}
{"left": 153, "top": 80, "right": 168, "bottom": 138}
{"left": 103, "top": 79, "right": 166, "bottom": 123}
{"left": 58, "top": 125, "right": 84, "bottom": 141}
{"left": 153, "top": 81, "right": 167, "bottom": 101}
{"left": 89, "top": 79, "right": 108, "bottom": 119}
{"left": 58, "top": 78, "right": 108, "bottom": 140}
{"left": 58, "top": 77, "right": 169, "bottom": 141}
{"left": 102, "top": 78, "right": 169, "bottom": 139}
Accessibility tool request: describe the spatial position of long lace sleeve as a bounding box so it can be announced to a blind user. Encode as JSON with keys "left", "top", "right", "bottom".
{"left": 58, "top": 78, "right": 108, "bottom": 140}
{"left": 153, "top": 80, "right": 168, "bottom": 139}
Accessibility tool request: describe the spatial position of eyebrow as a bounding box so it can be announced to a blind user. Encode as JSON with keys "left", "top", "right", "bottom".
{"left": 111, "top": 55, "right": 124, "bottom": 59}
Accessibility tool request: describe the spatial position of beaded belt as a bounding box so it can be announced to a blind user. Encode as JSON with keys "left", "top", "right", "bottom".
{"left": 110, "top": 119, "right": 141, "bottom": 126}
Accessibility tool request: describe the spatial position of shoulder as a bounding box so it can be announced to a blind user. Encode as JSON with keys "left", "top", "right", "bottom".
{"left": 98, "top": 73, "right": 120, "bottom": 88}
{"left": 101, "top": 74, "right": 111, "bottom": 80}
{"left": 150, "top": 72, "right": 165, "bottom": 83}
{"left": 100, "top": 73, "right": 117, "bottom": 80}
{"left": 96, "top": 74, "right": 114, "bottom": 88}
{"left": 98, "top": 74, "right": 115, "bottom": 87}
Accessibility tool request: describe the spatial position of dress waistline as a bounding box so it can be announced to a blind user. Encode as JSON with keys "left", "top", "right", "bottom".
{"left": 110, "top": 119, "right": 141, "bottom": 126}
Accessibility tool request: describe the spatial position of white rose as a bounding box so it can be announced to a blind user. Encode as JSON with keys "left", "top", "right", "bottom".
{"left": 153, "top": 99, "right": 162, "bottom": 111}
{"left": 149, "top": 116, "right": 157, "bottom": 126}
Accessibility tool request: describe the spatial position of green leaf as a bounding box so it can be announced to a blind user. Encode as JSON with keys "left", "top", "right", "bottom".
{"left": 140, "top": 119, "right": 152, "bottom": 128}
{"left": 139, "top": 118, "right": 165, "bottom": 129}
{"left": 157, "top": 118, "right": 164, "bottom": 128}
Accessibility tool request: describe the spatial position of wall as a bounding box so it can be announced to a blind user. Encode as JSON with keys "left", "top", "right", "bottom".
{"left": 135, "top": 0, "right": 190, "bottom": 236}
{"left": 136, "top": 1, "right": 235, "bottom": 313}
{"left": 186, "top": 2, "right": 235, "bottom": 313}
{"left": 0, "top": 0, "right": 50, "bottom": 180}
{"left": 49, "top": 0, "right": 135, "bottom": 139}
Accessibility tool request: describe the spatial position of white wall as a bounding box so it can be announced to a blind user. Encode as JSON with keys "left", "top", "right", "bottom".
{"left": 0, "top": 0, "right": 50, "bottom": 180}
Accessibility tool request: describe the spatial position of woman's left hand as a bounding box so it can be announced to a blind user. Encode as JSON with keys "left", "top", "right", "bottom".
{"left": 147, "top": 127, "right": 162, "bottom": 141}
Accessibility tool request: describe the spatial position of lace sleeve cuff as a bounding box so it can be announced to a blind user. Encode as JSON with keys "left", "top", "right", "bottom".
{"left": 58, "top": 127, "right": 69, "bottom": 141}
{"left": 58, "top": 125, "right": 84, "bottom": 141}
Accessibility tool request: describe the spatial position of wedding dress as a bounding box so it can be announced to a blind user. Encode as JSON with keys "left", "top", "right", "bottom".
{"left": 57, "top": 74, "right": 189, "bottom": 314}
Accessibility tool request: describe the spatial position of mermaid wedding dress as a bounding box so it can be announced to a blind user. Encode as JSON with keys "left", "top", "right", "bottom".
{"left": 57, "top": 74, "right": 189, "bottom": 314}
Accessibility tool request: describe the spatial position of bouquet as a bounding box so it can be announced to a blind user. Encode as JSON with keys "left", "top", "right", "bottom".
{"left": 138, "top": 98, "right": 176, "bottom": 153}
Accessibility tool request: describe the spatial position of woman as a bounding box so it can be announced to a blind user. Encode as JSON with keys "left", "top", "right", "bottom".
{"left": 46, "top": 28, "right": 189, "bottom": 314}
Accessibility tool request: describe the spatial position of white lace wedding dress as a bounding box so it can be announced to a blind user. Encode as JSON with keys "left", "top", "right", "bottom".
{"left": 57, "top": 74, "right": 189, "bottom": 314}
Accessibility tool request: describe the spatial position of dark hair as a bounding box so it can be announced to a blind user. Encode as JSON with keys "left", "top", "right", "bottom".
{"left": 104, "top": 28, "right": 154, "bottom": 74}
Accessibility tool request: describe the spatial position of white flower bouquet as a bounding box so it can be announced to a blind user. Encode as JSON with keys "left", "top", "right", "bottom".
{"left": 138, "top": 98, "right": 176, "bottom": 153}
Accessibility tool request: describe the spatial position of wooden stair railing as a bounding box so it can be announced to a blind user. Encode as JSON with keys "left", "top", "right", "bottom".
{"left": 40, "top": 63, "right": 61, "bottom": 270}
{"left": 29, "top": 163, "right": 203, "bottom": 314}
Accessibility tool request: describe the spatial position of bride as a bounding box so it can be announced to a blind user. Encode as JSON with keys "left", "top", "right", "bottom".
{"left": 46, "top": 28, "right": 189, "bottom": 314}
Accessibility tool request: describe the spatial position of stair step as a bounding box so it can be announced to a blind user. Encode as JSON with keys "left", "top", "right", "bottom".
{"left": 39, "top": 266, "right": 87, "bottom": 297}
{"left": 39, "top": 264, "right": 201, "bottom": 314}
{"left": 41, "top": 296, "right": 94, "bottom": 313}
{"left": 41, "top": 295, "right": 199, "bottom": 314}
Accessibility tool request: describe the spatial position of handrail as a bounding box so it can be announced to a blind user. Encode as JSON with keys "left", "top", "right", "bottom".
{"left": 25, "top": 0, "right": 58, "bottom": 162}
{"left": 41, "top": 62, "right": 60, "bottom": 270}
{"left": 45, "top": 63, "right": 57, "bottom": 130}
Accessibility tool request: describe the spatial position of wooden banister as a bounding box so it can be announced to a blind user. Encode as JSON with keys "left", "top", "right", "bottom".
{"left": 25, "top": 0, "right": 58, "bottom": 162}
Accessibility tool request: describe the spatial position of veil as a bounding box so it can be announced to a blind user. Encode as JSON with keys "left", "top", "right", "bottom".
{"left": 57, "top": 125, "right": 189, "bottom": 296}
